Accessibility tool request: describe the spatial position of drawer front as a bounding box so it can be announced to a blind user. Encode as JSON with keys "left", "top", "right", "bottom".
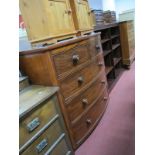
{"left": 72, "top": 90, "right": 108, "bottom": 145}
{"left": 20, "top": 96, "right": 58, "bottom": 148}
{"left": 21, "top": 119, "right": 69, "bottom": 155}
{"left": 53, "top": 41, "right": 91, "bottom": 77}
{"left": 88, "top": 36, "right": 102, "bottom": 57}
{"left": 60, "top": 54, "right": 105, "bottom": 100}
{"left": 66, "top": 72, "right": 106, "bottom": 123}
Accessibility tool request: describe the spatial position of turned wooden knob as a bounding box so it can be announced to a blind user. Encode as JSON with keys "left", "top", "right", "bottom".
{"left": 104, "top": 97, "right": 108, "bottom": 101}
{"left": 86, "top": 119, "right": 92, "bottom": 125}
{"left": 98, "top": 62, "right": 103, "bottom": 66}
{"left": 82, "top": 98, "right": 89, "bottom": 106}
{"left": 101, "top": 80, "right": 106, "bottom": 84}
{"left": 72, "top": 54, "right": 79, "bottom": 64}
{"left": 96, "top": 45, "right": 100, "bottom": 50}
{"left": 78, "top": 76, "right": 84, "bottom": 84}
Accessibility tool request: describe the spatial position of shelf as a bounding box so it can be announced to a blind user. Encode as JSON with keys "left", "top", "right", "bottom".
{"left": 105, "top": 66, "right": 113, "bottom": 75}
{"left": 113, "top": 57, "right": 121, "bottom": 66}
{"left": 111, "top": 34, "right": 120, "bottom": 39}
{"left": 101, "top": 38, "right": 110, "bottom": 44}
{"left": 112, "top": 43, "right": 120, "bottom": 50}
{"left": 103, "top": 49, "right": 112, "bottom": 56}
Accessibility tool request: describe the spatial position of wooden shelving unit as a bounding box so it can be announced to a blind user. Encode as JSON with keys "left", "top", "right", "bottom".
{"left": 94, "top": 23, "right": 123, "bottom": 90}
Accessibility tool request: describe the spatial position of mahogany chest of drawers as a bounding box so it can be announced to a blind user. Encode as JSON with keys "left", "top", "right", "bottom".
{"left": 119, "top": 20, "right": 135, "bottom": 68}
{"left": 19, "top": 85, "right": 74, "bottom": 155}
{"left": 19, "top": 33, "right": 109, "bottom": 149}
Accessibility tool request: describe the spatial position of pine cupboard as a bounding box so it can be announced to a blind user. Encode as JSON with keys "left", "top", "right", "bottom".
{"left": 19, "top": 0, "right": 77, "bottom": 45}
{"left": 69, "top": 0, "right": 93, "bottom": 34}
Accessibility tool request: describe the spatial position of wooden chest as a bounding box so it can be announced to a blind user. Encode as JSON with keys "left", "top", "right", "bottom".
{"left": 19, "top": 86, "right": 74, "bottom": 155}
{"left": 19, "top": 33, "right": 109, "bottom": 149}
{"left": 119, "top": 20, "right": 135, "bottom": 68}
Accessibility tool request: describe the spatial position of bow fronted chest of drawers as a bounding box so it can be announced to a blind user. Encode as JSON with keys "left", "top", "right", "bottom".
{"left": 19, "top": 33, "right": 109, "bottom": 149}
{"left": 19, "top": 86, "right": 74, "bottom": 155}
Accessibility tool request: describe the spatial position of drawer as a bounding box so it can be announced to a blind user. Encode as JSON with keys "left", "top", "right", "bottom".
{"left": 53, "top": 41, "right": 91, "bottom": 77}
{"left": 21, "top": 119, "right": 70, "bottom": 155}
{"left": 88, "top": 36, "right": 102, "bottom": 57}
{"left": 72, "top": 90, "right": 108, "bottom": 145}
{"left": 66, "top": 72, "right": 106, "bottom": 123}
{"left": 60, "top": 54, "right": 105, "bottom": 100}
{"left": 19, "top": 96, "right": 59, "bottom": 148}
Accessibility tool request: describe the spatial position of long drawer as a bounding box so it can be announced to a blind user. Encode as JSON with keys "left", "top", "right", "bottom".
{"left": 72, "top": 90, "right": 108, "bottom": 146}
{"left": 19, "top": 96, "right": 58, "bottom": 148}
{"left": 52, "top": 41, "right": 91, "bottom": 77}
{"left": 66, "top": 72, "right": 106, "bottom": 123}
{"left": 21, "top": 119, "right": 71, "bottom": 155}
{"left": 59, "top": 54, "right": 104, "bottom": 100}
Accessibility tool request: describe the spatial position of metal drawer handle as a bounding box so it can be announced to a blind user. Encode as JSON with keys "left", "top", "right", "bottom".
{"left": 72, "top": 54, "right": 79, "bottom": 64}
{"left": 96, "top": 45, "right": 100, "bottom": 50}
{"left": 86, "top": 119, "right": 92, "bottom": 125}
{"left": 78, "top": 76, "right": 84, "bottom": 84}
{"left": 82, "top": 98, "right": 89, "bottom": 106}
{"left": 36, "top": 139, "right": 48, "bottom": 153}
{"left": 27, "top": 117, "right": 40, "bottom": 132}
{"left": 98, "top": 62, "right": 103, "bottom": 66}
{"left": 101, "top": 80, "right": 106, "bottom": 84}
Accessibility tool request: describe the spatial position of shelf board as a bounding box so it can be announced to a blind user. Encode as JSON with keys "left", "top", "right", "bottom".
{"left": 101, "top": 38, "right": 110, "bottom": 44}
{"left": 103, "top": 49, "right": 112, "bottom": 56}
{"left": 112, "top": 43, "right": 120, "bottom": 50}
{"left": 111, "top": 34, "right": 120, "bottom": 39}
{"left": 113, "top": 57, "right": 121, "bottom": 66}
{"left": 105, "top": 66, "right": 113, "bottom": 75}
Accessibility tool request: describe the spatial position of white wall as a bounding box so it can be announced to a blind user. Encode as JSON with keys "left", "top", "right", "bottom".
{"left": 102, "top": 0, "right": 115, "bottom": 11}
{"left": 88, "top": 0, "right": 103, "bottom": 10}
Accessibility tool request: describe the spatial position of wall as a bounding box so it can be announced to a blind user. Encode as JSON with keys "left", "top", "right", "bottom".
{"left": 88, "top": 0, "right": 103, "bottom": 10}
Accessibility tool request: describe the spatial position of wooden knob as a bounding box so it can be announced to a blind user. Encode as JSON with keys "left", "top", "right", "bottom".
{"left": 104, "top": 97, "right": 108, "bottom": 101}
{"left": 78, "top": 76, "right": 84, "bottom": 84}
{"left": 86, "top": 119, "right": 92, "bottom": 125}
{"left": 96, "top": 45, "right": 100, "bottom": 50}
{"left": 82, "top": 98, "right": 88, "bottom": 106}
{"left": 72, "top": 54, "right": 79, "bottom": 64}
{"left": 101, "top": 80, "right": 106, "bottom": 84}
{"left": 98, "top": 62, "right": 103, "bottom": 66}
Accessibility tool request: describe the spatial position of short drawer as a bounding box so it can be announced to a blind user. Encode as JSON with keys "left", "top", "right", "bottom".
{"left": 60, "top": 54, "right": 105, "bottom": 100}
{"left": 66, "top": 73, "right": 106, "bottom": 123}
{"left": 72, "top": 91, "right": 108, "bottom": 145}
{"left": 19, "top": 96, "right": 59, "bottom": 148}
{"left": 88, "top": 36, "right": 102, "bottom": 57}
{"left": 53, "top": 41, "right": 91, "bottom": 77}
{"left": 21, "top": 119, "right": 70, "bottom": 155}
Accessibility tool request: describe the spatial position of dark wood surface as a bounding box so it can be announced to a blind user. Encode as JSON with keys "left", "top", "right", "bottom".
{"left": 19, "top": 33, "right": 109, "bottom": 150}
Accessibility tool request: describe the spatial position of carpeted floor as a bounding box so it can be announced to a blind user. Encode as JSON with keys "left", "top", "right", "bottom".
{"left": 75, "top": 62, "right": 135, "bottom": 155}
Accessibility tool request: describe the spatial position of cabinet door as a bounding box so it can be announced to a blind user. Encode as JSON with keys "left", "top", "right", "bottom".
{"left": 76, "top": 0, "right": 92, "bottom": 30}
{"left": 46, "top": 0, "right": 75, "bottom": 35}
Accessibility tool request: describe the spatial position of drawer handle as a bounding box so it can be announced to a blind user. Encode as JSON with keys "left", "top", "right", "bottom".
{"left": 27, "top": 117, "right": 40, "bottom": 132}
{"left": 36, "top": 139, "right": 48, "bottom": 153}
{"left": 72, "top": 54, "right": 79, "bottom": 64}
{"left": 65, "top": 9, "right": 72, "bottom": 14}
{"left": 82, "top": 98, "right": 89, "bottom": 106}
{"left": 104, "top": 97, "right": 108, "bottom": 101}
{"left": 78, "top": 76, "right": 84, "bottom": 84}
{"left": 96, "top": 45, "right": 100, "bottom": 50}
{"left": 86, "top": 119, "right": 92, "bottom": 125}
{"left": 101, "top": 80, "right": 106, "bottom": 84}
{"left": 98, "top": 62, "right": 103, "bottom": 66}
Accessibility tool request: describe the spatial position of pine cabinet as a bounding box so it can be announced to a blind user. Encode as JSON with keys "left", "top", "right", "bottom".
{"left": 70, "top": 0, "right": 93, "bottom": 34}
{"left": 19, "top": 0, "right": 77, "bottom": 45}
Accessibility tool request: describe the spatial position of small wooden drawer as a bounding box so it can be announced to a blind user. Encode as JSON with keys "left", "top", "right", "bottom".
{"left": 66, "top": 73, "right": 106, "bottom": 123}
{"left": 19, "top": 96, "right": 58, "bottom": 148}
{"left": 60, "top": 54, "right": 105, "bottom": 100}
{"left": 72, "top": 91, "right": 108, "bottom": 146}
{"left": 88, "top": 36, "right": 102, "bottom": 57}
{"left": 53, "top": 41, "right": 91, "bottom": 77}
{"left": 21, "top": 119, "right": 70, "bottom": 155}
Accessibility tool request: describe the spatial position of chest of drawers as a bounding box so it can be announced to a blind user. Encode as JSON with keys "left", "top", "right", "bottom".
{"left": 19, "top": 86, "right": 74, "bottom": 155}
{"left": 119, "top": 20, "right": 135, "bottom": 68}
{"left": 19, "top": 33, "right": 109, "bottom": 149}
